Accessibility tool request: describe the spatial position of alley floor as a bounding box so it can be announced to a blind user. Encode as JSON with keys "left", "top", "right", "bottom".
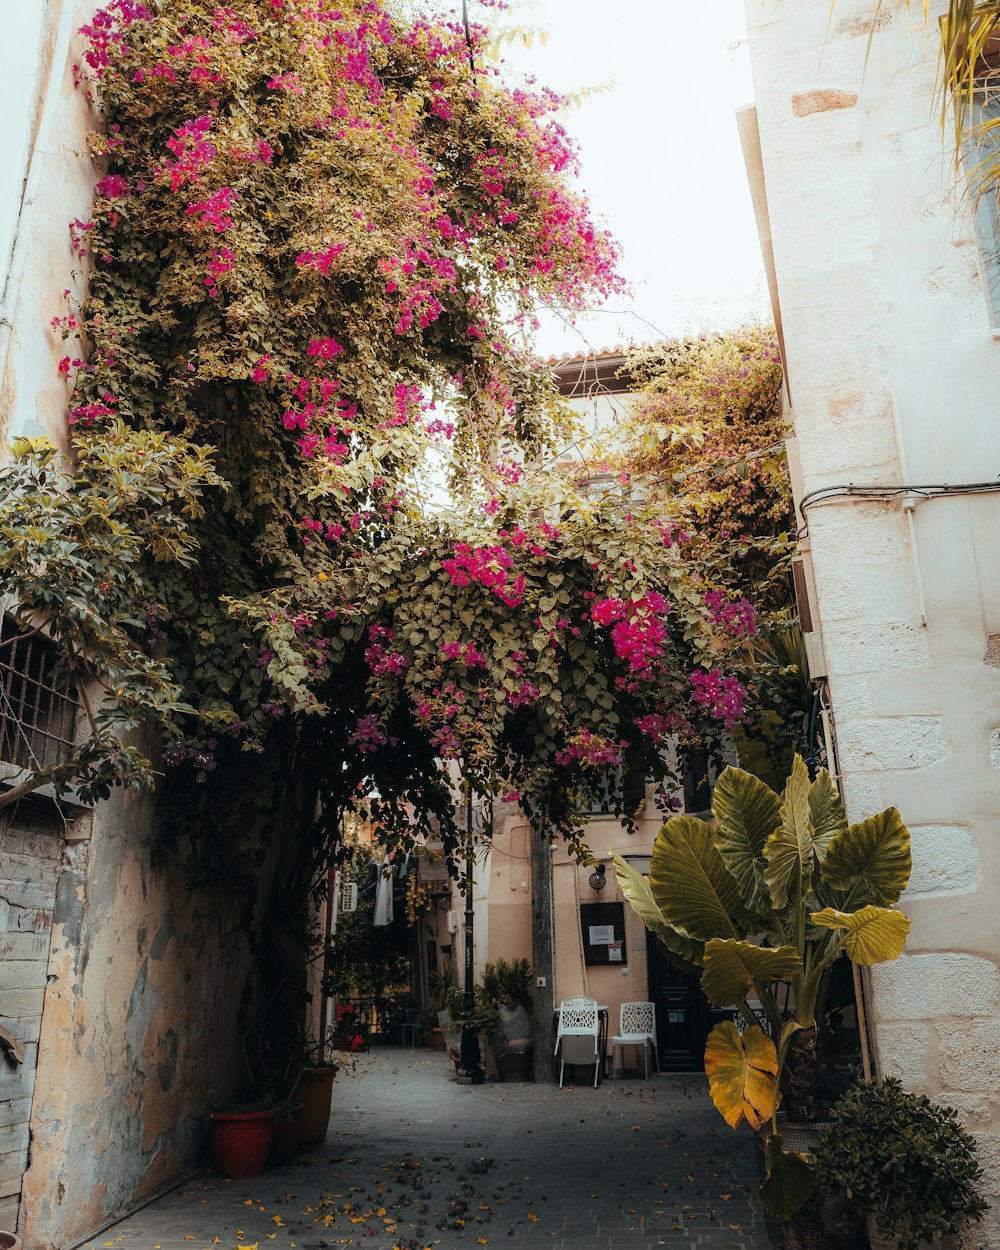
{"left": 95, "top": 1048, "right": 769, "bottom": 1250}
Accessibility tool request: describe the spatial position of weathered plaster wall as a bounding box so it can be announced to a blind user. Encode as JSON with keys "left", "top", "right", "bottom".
{"left": 0, "top": 804, "right": 73, "bottom": 1232}
{"left": 20, "top": 779, "right": 262, "bottom": 1249}
{"left": 746, "top": 0, "right": 1000, "bottom": 1238}
{"left": 0, "top": 0, "right": 100, "bottom": 449}
{"left": 0, "top": 7, "right": 270, "bottom": 1243}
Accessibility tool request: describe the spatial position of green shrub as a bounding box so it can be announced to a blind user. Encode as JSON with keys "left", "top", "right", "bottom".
{"left": 813, "top": 1078, "right": 987, "bottom": 1250}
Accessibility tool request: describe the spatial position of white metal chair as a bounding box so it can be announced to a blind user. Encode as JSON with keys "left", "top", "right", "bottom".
{"left": 553, "top": 997, "right": 600, "bottom": 1088}
{"left": 611, "top": 1001, "right": 658, "bottom": 1079}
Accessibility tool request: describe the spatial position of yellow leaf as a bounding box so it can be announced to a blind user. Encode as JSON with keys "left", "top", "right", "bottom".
{"left": 810, "top": 905, "right": 910, "bottom": 964}
{"left": 703, "top": 1021, "right": 779, "bottom": 1130}
{"left": 477, "top": 1240, "right": 490, "bottom": 1246}
{"left": 527, "top": 1213, "right": 539, "bottom": 1222}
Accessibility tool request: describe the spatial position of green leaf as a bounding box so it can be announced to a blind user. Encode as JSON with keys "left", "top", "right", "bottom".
{"left": 763, "top": 755, "right": 815, "bottom": 911}
{"left": 700, "top": 938, "right": 801, "bottom": 1008}
{"left": 821, "top": 808, "right": 911, "bottom": 906}
{"left": 810, "top": 905, "right": 911, "bottom": 964}
{"left": 758, "top": 1134, "right": 818, "bottom": 1219}
{"left": 649, "top": 816, "right": 750, "bottom": 942}
{"left": 807, "top": 769, "right": 847, "bottom": 861}
{"left": 712, "top": 766, "right": 781, "bottom": 913}
{"left": 611, "top": 851, "right": 704, "bottom": 972}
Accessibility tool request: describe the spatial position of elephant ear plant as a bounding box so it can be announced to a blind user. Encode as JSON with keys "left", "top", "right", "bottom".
{"left": 612, "top": 755, "right": 912, "bottom": 1220}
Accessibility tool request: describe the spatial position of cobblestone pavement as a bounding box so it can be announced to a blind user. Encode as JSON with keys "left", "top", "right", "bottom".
{"left": 97, "top": 1048, "right": 769, "bottom": 1250}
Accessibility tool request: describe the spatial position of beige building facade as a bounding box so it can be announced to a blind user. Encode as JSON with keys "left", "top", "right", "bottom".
{"left": 742, "top": 0, "right": 1000, "bottom": 1239}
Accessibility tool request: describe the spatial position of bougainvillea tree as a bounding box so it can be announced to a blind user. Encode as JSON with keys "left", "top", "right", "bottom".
{"left": 6, "top": 0, "right": 764, "bottom": 926}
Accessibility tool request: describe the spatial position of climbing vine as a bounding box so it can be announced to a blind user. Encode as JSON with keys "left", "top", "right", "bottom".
{"left": 9, "top": 0, "right": 761, "bottom": 885}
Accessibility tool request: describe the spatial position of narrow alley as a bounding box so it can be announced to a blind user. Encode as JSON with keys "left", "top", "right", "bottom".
{"left": 93, "top": 1050, "right": 768, "bottom": 1250}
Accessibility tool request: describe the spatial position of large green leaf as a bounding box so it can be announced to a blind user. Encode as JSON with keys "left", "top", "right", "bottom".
{"left": 810, "top": 905, "right": 911, "bottom": 964}
{"left": 700, "top": 939, "right": 801, "bottom": 1008}
{"left": 821, "top": 808, "right": 911, "bottom": 906}
{"left": 712, "top": 767, "right": 781, "bottom": 913}
{"left": 758, "top": 1134, "right": 818, "bottom": 1219}
{"left": 763, "top": 755, "right": 815, "bottom": 910}
{"left": 649, "top": 816, "right": 750, "bottom": 942}
{"left": 703, "top": 1022, "right": 779, "bottom": 1130}
{"left": 808, "top": 769, "right": 847, "bottom": 862}
{"left": 610, "top": 851, "right": 704, "bottom": 971}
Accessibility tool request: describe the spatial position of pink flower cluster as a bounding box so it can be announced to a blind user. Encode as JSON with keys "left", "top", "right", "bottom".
{"left": 364, "top": 625, "right": 408, "bottom": 677}
{"left": 79, "top": 0, "right": 152, "bottom": 79}
{"left": 591, "top": 592, "right": 670, "bottom": 678}
{"left": 689, "top": 671, "right": 747, "bottom": 731}
{"left": 185, "top": 185, "right": 236, "bottom": 232}
{"left": 161, "top": 116, "right": 216, "bottom": 189}
{"left": 96, "top": 174, "right": 131, "bottom": 199}
{"left": 441, "top": 544, "right": 525, "bottom": 608}
{"left": 349, "top": 713, "right": 388, "bottom": 753}
{"left": 440, "top": 641, "right": 487, "bottom": 668}
{"left": 555, "top": 728, "right": 623, "bottom": 769}
{"left": 704, "top": 591, "right": 756, "bottom": 637}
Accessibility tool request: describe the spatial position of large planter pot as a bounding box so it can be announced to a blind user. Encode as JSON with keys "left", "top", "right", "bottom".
{"left": 269, "top": 1103, "right": 302, "bottom": 1165}
{"left": 426, "top": 1026, "right": 446, "bottom": 1051}
{"left": 494, "top": 1049, "right": 533, "bottom": 1082}
{"left": 1, "top": 1233, "right": 23, "bottom": 1250}
{"left": 209, "top": 1105, "right": 275, "bottom": 1179}
{"left": 866, "top": 1215, "right": 960, "bottom": 1250}
{"left": 293, "top": 1065, "right": 336, "bottom": 1144}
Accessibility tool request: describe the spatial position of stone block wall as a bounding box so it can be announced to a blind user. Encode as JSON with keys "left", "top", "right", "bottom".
{"left": 746, "top": 0, "right": 1000, "bottom": 1240}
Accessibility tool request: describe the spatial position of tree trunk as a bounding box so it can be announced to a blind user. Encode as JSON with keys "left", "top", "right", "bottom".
{"left": 530, "top": 832, "right": 555, "bottom": 1083}
{"left": 782, "top": 1023, "right": 819, "bottom": 1122}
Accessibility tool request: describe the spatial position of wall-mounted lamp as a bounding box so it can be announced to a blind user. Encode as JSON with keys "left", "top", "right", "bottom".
{"left": 588, "top": 863, "right": 607, "bottom": 892}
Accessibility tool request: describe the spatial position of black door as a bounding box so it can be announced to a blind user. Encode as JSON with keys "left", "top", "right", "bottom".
{"left": 646, "top": 931, "right": 733, "bottom": 1071}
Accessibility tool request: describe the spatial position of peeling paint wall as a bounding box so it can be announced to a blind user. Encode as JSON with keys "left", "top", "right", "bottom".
{"left": 746, "top": 0, "right": 1000, "bottom": 1240}
{"left": 20, "top": 779, "right": 264, "bottom": 1249}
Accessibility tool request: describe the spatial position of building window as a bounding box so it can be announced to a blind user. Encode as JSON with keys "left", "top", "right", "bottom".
{"left": 0, "top": 613, "right": 78, "bottom": 773}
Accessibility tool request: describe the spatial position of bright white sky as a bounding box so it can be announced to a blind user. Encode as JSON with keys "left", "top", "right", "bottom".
{"left": 497, "top": 0, "right": 769, "bottom": 357}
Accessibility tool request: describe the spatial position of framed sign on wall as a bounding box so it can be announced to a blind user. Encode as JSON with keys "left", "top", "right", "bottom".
{"left": 579, "top": 902, "right": 627, "bottom": 966}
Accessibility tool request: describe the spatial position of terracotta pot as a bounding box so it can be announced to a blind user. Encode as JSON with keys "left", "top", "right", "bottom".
{"left": 209, "top": 1105, "right": 275, "bottom": 1179}
{"left": 0, "top": 1232, "right": 23, "bottom": 1250}
{"left": 426, "top": 1026, "right": 446, "bottom": 1051}
{"left": 269, "top": 1103, "right": 302, "bottom": 1165}
{"left": 292, "top": 1065, "right": 336, "bottom": 1144}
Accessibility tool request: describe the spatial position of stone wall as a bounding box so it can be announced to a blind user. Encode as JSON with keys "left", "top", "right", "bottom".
{"left": 746, "top": 0, "right": 1000, "bottom": 1239}
{"left": 19, "top": 782, "right": 262, "bottom": 1249}
{"left": 0, "top": 803, "right": 69, "bottom": 1231}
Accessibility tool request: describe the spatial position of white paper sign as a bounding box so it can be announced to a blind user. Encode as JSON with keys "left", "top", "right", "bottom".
{"left": 589, "top": 924, "right": 615, "bottom": 944}
{"left": 608, "top": 941, "right": 623, "bottom": 962}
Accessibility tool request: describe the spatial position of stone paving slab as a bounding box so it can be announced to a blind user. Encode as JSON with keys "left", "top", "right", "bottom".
{"left": 95, "top": 1049, "right": 769, "bottom": 1250}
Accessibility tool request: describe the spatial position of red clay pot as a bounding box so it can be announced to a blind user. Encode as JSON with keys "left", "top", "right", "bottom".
{"left": 0, "top": 1233, "right": 22, "bottom": 1250}
{"left": 209, "top": 1105, "right": 275, "bottom": 1179}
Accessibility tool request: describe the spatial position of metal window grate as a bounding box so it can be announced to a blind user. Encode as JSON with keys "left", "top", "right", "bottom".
{"left": 0, "top": 613, "right": 78, "bottom": 773}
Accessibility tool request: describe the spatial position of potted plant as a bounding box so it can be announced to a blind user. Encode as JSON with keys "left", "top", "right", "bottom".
{"left": 613, "top": 756, "right": 913, "bottom": 1225}
{"left": 442, "top": 984, "right": 499, "bottom": 1071}
{"left": 812, "top": 1078, "right": 987, "bottom": 1250}
{"left": 481, "top": 958, "right": 534, "bottom": 1081}
{"left": 291, "top": 1031, "right": 340, "bottom": 1145}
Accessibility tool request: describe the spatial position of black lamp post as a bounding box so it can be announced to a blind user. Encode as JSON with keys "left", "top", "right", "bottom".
{"left": 458, "top": 786, "right": 485, "bottom": 1084}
